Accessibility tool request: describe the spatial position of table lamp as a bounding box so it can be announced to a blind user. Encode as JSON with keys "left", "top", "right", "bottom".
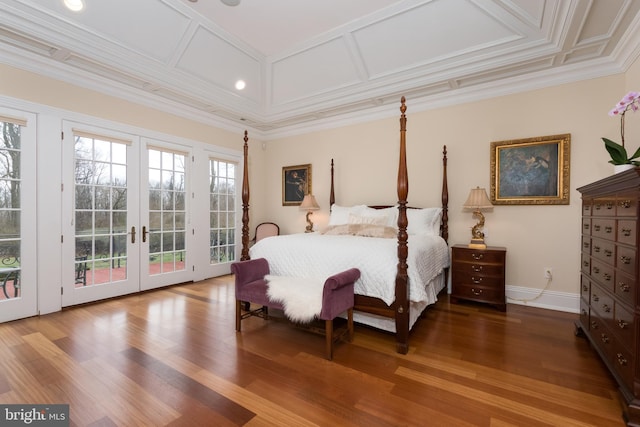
{"left": 300, "top": 194, "right": 320, "bottom": 232}
{"left": 463, "top": 186, "right": 493, "bottom": 249}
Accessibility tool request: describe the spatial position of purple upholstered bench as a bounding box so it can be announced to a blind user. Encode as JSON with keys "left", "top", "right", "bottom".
{"left": 231, "top": 258, "right": 360, "bottom": 360}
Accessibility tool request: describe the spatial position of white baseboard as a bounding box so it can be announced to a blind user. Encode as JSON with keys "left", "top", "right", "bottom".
{"left": 505, "top": 285, "right": 580, "bottom": 314}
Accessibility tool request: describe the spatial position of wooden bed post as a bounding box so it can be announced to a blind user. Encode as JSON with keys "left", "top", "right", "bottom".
{"left": 241, "top": 130, "right": 250, "bottom": 261}
{"left": 395, "top": 96, "right": 410, "bottom": 354}
{"left": 441, "top": 145, "right": 449, "bottom": 243}
{"left": 330, "top": 158, "right": 335, "bottom": 209}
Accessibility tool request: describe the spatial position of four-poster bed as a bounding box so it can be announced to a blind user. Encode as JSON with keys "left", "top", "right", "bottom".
{"left": 240, "top": 97, "right": 449, "bottom": 354}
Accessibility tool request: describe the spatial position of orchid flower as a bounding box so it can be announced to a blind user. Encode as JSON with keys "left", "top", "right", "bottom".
{"left": 603, "top": 91, "right": 640, "bottom": 165}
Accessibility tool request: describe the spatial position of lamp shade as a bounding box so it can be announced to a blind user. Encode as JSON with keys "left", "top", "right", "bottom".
{"left": 299, "top": 194, "right": 320, "bottom": 211}
{"left": 463, "top": 187, "right": 493, "bottom": 210}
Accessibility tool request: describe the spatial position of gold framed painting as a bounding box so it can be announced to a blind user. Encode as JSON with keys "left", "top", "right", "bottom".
{"left": 490, "top": 134, "right": 570, "bottom": 205}
{"left": 282, "top": 164, "right": 311, "bottom": 206}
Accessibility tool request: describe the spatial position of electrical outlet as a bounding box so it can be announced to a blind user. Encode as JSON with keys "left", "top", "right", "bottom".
{"left": 544, "top": 267, "right": 552, "bottom": 279}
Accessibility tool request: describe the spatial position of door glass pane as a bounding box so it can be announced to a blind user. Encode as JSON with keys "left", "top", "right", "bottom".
{"left": 209, "top": 159, "right": 236, "bottom": 264}
{"left": 74, "top": 136, "right": 128, "bottom": 287}
{"left": 148, "top": 149, "right": 186, "bottom": 275}
{"left": 0, "top": 121, "right": 21, "bottom": 300}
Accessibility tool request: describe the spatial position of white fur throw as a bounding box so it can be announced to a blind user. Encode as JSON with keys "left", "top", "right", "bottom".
{"left": 265, "top": 275, "right": 325, "bottom": 323}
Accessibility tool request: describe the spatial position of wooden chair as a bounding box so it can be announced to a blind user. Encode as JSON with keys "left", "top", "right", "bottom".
{"left": 231, "top": 258, "right": 360, "bottom": 360}
{"left": 252, "top": 222, "right": 279, "bottom": 244}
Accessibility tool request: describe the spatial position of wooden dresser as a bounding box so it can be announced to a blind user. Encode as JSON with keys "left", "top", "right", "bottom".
{"left": 577, "top": 169, "right": 640, "bottom": 426}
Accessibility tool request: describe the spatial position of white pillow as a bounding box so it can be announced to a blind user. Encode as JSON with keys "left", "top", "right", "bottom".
{"left": 328, "top": 204, "right": 367, "bottom": 226}
{"left": 407, "top": 208, "right": 442, "bottom": 235}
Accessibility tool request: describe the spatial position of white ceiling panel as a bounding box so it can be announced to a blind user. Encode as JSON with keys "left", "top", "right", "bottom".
{"left": 177, "top": 25, "right": 262, "bottom": 103}
{"left": 0, "top": 0, "right": 639, "bottom": 138}
{"left": 354, "top": 0, "right": 520, "bottom": 78}
{"left": 271, "top": 38, "right": 361, "bottom": 106}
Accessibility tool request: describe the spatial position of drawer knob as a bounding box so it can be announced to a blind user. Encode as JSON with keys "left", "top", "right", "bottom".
{"left": 471, "top": 277, "right": 482, "bottom": 284}
{"left": 619, "top": 255, "right": 631, "bottom": 265}
{"left": 617, "top": 353, "right": 628, "bottom": 366}
{"left": 471, "top": 288, "right": 483, "bottom": 296}
{"left": 617, "top": 319, "right": 628, "bottom": 329}
{"left": 619, "top": 282, "right": 630, "bottom": 293}
{"left": 604, "top": 249, "right": 612, "bottom": 257}
{"left": 593, "top": 267, "right": 600, "bottom": 274}
{"left": 582, "top": 284, "right": 588, "bottom": 292}
{"left": 605, "top": 226, "right": 613, "bottom": 233}
{"left": 602, "top": 304, "right": 611, "bottom": 313}
{"left": 603, "top": 273, "right": 611, "bottom": 281}
{"left": 471, "top": 265, "right": 483, "bottom": 272}
{"left": 619, "top": 200, "right": 631, "bottom": 209}
{"left": 583, "top": 224, "right": 590, "bottom": 230}
{"left": 622, "top": 228, "right": 632, "bottom": 237}
{"left": 592, "top": 294, "right": 599, "bottom": 302}
{"left": 471, "top": 253, "right": 484, "bottom": 260}
{"left": 601, "top": 333, "right": 609, "bottom": 344}
{"left": 590, "top": 320, "right": 598, "bottom": 329}
{"left": 594, "top": 225, "right": 601, "bottom": 232}
{"left": 594, "top": 246, "right": 601, "bottom": 253}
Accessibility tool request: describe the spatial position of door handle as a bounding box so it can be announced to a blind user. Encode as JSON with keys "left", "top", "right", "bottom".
{"left": 131, "top": 226, "right": 136, "bottom": 244}
{"left": 142, "top": 226, "right": 147, "bottom": 243}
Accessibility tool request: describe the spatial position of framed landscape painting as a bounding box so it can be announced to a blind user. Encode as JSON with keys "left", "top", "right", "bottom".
{"left": 490, "top": 134, "right": 570, "bottom": 205}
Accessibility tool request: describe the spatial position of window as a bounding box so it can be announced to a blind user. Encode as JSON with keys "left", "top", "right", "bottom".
{"left": 209, "top": 159, "right": 236, "bottom": 264}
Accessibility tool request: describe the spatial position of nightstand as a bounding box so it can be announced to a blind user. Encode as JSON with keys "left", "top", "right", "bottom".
{"left": 450, "top": 244, "right": 506, "bottom": 311}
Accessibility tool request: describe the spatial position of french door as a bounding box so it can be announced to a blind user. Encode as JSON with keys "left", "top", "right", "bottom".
{"left": 139, "top": 140, "right": 193, "bottom": 291}
{"left": 61, "top": 123, "right": 141, "bottom": 305}
{"left": 0, "top": 108, "right": 37, "bottom": 322}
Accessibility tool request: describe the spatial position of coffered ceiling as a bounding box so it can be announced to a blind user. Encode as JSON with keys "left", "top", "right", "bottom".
{"left": 1, "top": 0, "right": 640, "bottom": 138}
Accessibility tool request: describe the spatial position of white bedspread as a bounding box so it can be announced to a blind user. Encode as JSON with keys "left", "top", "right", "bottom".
{"left": 249, "top": 233, "right": 450, "bottom": 306}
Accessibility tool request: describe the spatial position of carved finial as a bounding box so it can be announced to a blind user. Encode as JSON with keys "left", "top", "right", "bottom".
{"left": 244, "top": 130, "right": 248, "bottom": 144}
{"left": 400, "top": 96, "right": 406, "bottom": 114}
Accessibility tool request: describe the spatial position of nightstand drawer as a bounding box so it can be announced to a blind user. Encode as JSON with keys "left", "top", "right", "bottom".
{"left": 451, "top": 247, "right": 505, "bottom": 264}
{"left": 452, "top": 270, "right": 502, "bottom": 287}
{"left": 452, "top": 283, "right": 504, "bottom": 305}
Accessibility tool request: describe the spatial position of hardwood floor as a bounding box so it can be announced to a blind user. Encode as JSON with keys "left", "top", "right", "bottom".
{"left": 0, "top": 275, "right": 625, "bottom": 426}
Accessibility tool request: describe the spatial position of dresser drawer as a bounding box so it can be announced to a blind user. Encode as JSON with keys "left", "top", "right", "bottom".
{"left": 616, "top": 195, "right": 639, "bottom": 218}
{"left": 610, "top": 302, "right": 635, "bottom": 352}
{"left": 590, "top": 238, "right": 615, "bottom": 265}
{"left": 592, "top": 198, "right": 617, "bottom": 216}
{"left": 591, "top": 218, "right": 616, "bottom": 241}
{"left": 581, "top": 253, "right": 591, "bottom": 275}
{"left": 617, "top": 219, "right": 637, "bottom": 246}
{"left": 615, "top": 271, "right": 637, "bottom": 308}
{"left": 590, "top": 259, "right": 615, "bottom": 292}
{"left": 616, "top": 245, "right": 636, "bottom": 276}
{"left": 581, "top": 236, "right": 591, "bottom": 254}
{"left": 591, "top": 282, "right": 614, "bottom": 322}
{"left": 580, "top": 275, "right": 590, "bottom": 302}
{"left": 611, "top": 341, "right": 634, "bottom": 393}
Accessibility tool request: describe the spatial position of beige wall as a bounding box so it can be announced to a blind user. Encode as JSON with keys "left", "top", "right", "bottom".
{"left": 2, "top": 59, "right": 639, "bottom": 307}
{"left": 263, "top": 71, "right": 638, "bottom": 300}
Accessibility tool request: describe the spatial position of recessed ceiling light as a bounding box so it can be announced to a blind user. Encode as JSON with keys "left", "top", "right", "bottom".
{"left": 235, "top": 80, "right": 246, "bottom": 90}
{"left": 63, "top": 0, "right": 84, "bottom": 12}
{"left": 221, "top": 0, "right": 241, "bottom": 6}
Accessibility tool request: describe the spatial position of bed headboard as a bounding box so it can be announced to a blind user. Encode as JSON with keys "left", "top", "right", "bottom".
{"left": 328, "top": 146, "right": 449, "bottom": 243}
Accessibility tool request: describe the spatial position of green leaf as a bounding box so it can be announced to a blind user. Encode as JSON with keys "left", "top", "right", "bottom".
{"left": 603, "top": 137, "right": 630, "bottom": 164}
